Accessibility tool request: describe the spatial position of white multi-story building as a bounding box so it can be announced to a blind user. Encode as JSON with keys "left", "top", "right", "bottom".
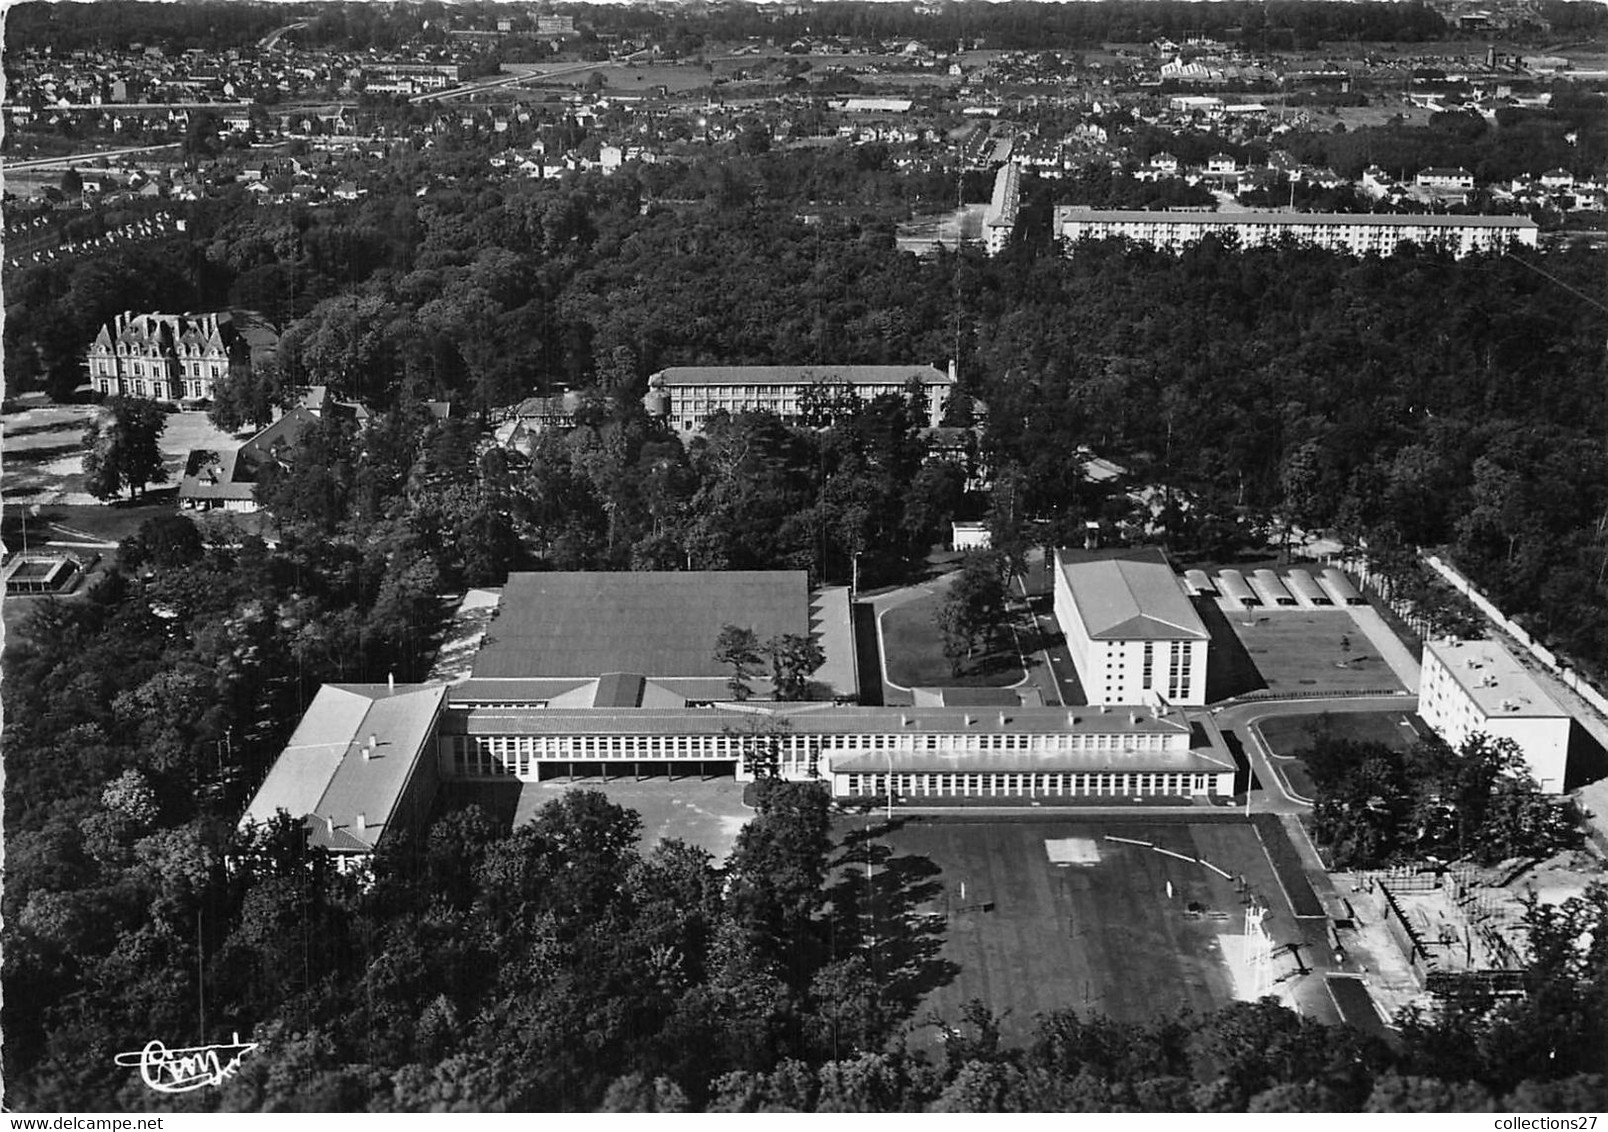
{"left": 1053, "top": 551, "right": 1210, "bottom": 706}
{"left": 86, "top": 310, "right": 250, "bottom": 402}
{"left": 1053, "top": 207, "right": 1538, "bottom": 259}
{"left": 1419, "top": 638, "right": 1571, "bottom": 794}
{"left": 644, "top": 363, "right": 955, "bottom": 434}
{"left": 982, "top": 161, "right": 1021, "bottom": 256}
{"left": 242, "top": 570, "right": 1240, "bottom": 858}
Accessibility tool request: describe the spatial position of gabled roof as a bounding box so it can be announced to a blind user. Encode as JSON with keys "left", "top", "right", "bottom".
{"left": 1056, "top": 550, "right": 1208, "bottom": 642}
{"left": 242, "top": 683, "right": 447, "bottom": 853}
{"left": 178, "top": 407, "right": 320, "bottom": 502}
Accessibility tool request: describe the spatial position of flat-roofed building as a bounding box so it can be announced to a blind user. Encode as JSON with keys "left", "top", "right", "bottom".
{"left": 440, "top": 698, "right": 1237, "bottom": 800}
{"left": 644, "top": 363, "right": 954, "bottom": 434}
{"left": 1053, "top": 550, "right": 1209, "bottom": 706}
{"left": 1053, "top": 207, "right": 1538, "bottom": 259}
{"left": 1419, "top": 638, "right": 1571, "bottom": 794}
{"left": 240, "top": 683, "right": 448, "bottom": 863}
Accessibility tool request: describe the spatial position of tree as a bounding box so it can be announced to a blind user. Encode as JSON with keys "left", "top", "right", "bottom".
{"left": 768, "top": 633, "right": 824, "bottom": 701}
{"left": 714, "top": 624, "right": 764, "bottom": 701}
{"left": 209, "top": 358, "right": 292, "bottom": 433}
{"left": 936, "top": 553, "right": 1009, "bottom": 675}
{"left": 81, "top": 397, "right": 169, "bottom": 500}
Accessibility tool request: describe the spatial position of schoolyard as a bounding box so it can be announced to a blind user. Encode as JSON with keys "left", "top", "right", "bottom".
{"left": 848, "top": 815, "right": 1321, "bottom": 1045}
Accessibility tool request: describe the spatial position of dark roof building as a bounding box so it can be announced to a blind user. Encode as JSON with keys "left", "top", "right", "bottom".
{"left": 178, "top": 406, "right": 320, "bottom": 513}
{"left": 471, "top": 570, "right": 812, "bottom": 680}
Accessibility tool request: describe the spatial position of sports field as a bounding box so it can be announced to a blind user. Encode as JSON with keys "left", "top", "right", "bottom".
{"left": 866, "top": 817, "right": 1311, "bottom": 1043}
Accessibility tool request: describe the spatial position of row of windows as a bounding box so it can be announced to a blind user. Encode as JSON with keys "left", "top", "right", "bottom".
{"left": 841, "top": 771, "right": 1215, "bottom": 797}
{"left": 96, "top": 378, "right": 211, "bottom": 399}
{"left": 446, "top": 731, "right": 1185, "bottom": 764}
{"left": 91, "top": 360, "right": 224, "bottom": 379}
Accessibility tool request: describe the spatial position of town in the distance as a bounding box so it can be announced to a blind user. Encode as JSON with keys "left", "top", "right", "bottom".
{"left": 5, "top": 0, "right": 1608, "bottom": 1116}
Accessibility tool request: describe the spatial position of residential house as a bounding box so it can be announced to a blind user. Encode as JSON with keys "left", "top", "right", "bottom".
{"left": 178, "top": 406, "right": 321, "bottom": 513}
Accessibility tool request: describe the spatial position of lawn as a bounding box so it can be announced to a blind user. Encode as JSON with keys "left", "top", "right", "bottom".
{"left": 1227, "top": 610, "right": 1407, "bottom": 696}
{"left": 881, "top": 588, "right": 1026, "bottom": 690}
{"left": 3, "top": 399, "right": 244, "bottom": 506}
{"left": 1258, "top": 711, "right": 1422, "bottom": 759}
{"left": 1257, "top": 710, "right": 1423, "bottom": 803}
{"left": 848, "top": 816, "right": 1317, "bottom": 1045}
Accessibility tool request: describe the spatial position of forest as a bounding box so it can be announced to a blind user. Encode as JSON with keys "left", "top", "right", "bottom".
{"left": 7, "top": 69, "right": 1608, "bottom": 1108}
{"left": 6, "top": 0, "right": 1465, "bottom": 56}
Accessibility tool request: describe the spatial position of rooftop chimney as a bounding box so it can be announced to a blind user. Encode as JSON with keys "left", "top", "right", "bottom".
{"left": 355, "top": 812, "right": 366, "bottom": 833}
{"left": 364, "top": 734, "right": 377, "bottom": 760}
{"left": 998, "top": 711, "right": 1008, "bottom": 726}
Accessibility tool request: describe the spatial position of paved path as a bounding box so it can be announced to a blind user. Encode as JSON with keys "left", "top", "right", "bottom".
{"left": 1346, "top": 604, "right": 1422, "bottom": 693}
{"left": 1216, "top": 694, "right": 1414, "bottom": 816}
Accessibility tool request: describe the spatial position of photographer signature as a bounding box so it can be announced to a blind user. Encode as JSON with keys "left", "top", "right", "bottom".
{"left": 113, "top": 1034, "right": 258, "bottom": 1093}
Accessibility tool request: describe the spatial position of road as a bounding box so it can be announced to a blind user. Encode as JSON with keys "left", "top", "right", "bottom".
{"left": 260, "top": 21, "right": 310, "bottom": 51}
{"left": 4, "top": 143, "right": 184, "bottom": 173}
{"left": 1215, "top": 694, "right": 1413, "bottom": 815}
{"left": 411, "top": 52, "right": 651, "bottom": 104}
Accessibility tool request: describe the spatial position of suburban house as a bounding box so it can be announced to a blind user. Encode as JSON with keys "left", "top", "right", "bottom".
{"left": 178, "top": 406, "right": 321, "bottom": 513}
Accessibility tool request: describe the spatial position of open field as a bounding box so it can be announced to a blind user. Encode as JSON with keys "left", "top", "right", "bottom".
{"left": 3, "top": 399, "right": 244, "bottom": 506}
{"left": 881, "top": 588, "right": 1026, "bottom": 689}
{"left": 1225, "top": 609, "right": 1407, "bottom": 697}
{"left": 857, "top": 816, "right": 1314, "bottom": 1044}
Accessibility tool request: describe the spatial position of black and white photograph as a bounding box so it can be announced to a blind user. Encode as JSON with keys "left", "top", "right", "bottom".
{"left": 3, "top": 0, "right": 1608, "bottom": 1115}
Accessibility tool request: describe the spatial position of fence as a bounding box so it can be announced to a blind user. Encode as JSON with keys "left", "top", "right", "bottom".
{"left": 1422, "top": 554, "right": 1608, "bottom": 724}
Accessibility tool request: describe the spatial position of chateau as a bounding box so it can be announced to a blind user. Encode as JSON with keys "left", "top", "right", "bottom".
{"left": 85, "top": 310, "right": 250, "bottom": 402}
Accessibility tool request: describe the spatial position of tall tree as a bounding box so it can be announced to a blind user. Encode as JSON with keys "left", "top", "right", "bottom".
{"left": 714, "top": 624, "right": 764, "bottom": 701}
{"left": 81, "top": 397, "right": 168, "bottom": 500}
{"left": 767, "top": 633, "right": 824, "bottom": 701}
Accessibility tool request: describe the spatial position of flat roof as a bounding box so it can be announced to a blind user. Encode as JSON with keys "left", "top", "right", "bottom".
{"left": 1426, "top": 638, "right": 1567, "bottom": 720}
{"left": 832, "top": 746, "right": 1230, "bottom": 775}
{"left": 470, "top": 571, "right": 811, "bottom": 679}
{"left": 444, "top": 702, "right": 1193, "bottom": 738}
{"left": 1056, "top": 550, "right": 1208, "bottom": 641}
{"left": 653, "top": 364, "right": 951, "bottom": 387}
{"left": 1054, "top": 208, "right": 1538, "bottom": 230}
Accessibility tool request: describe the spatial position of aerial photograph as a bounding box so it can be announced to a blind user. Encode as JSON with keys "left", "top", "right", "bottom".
{"left": 4, "top": 0, "right": 1608, "bottom": 1115}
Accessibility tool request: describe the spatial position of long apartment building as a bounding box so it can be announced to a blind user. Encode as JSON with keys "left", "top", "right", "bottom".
{"left": 1419, "top": 638, "right": 1571, "bottom": 794}
{"left": 1053, "top": 207, "right": 1539, "bottom": 258}
{"left": 983, "top": 161, "right": 1021, "bottom": 255}
{"left": 643, "top": 363, "right": 955, "bottom": 434}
